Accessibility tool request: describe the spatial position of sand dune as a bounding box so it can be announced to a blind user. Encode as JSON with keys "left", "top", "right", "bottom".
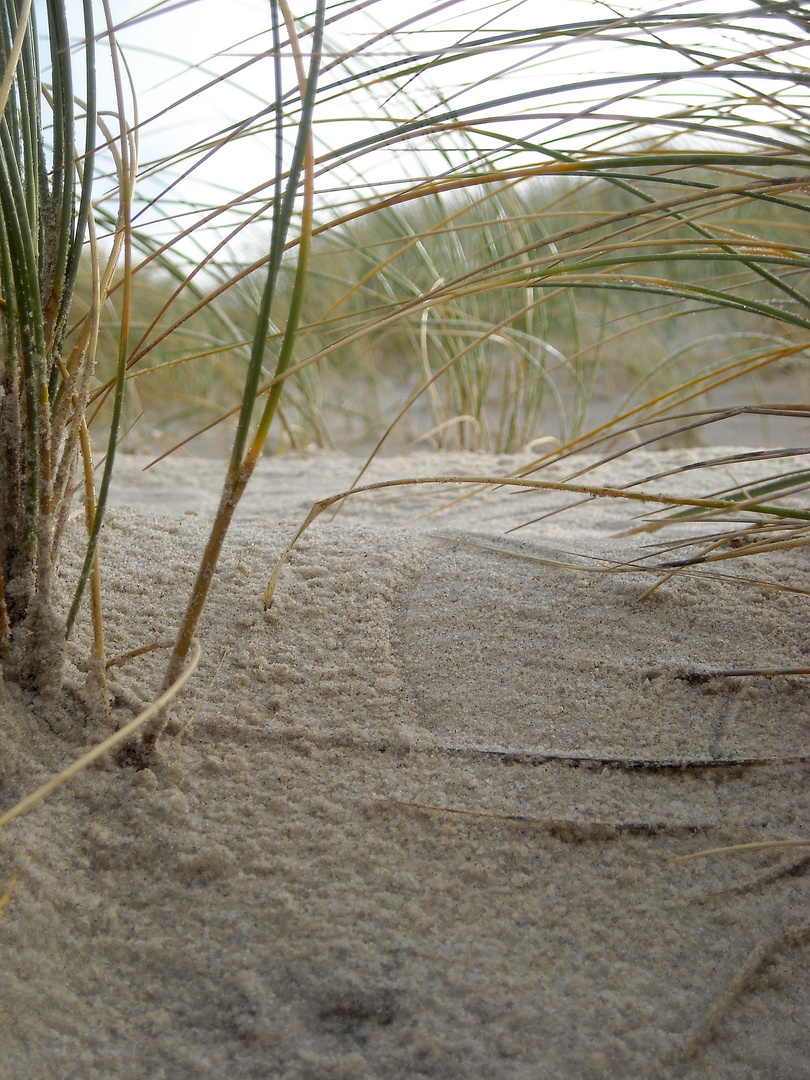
{"left": 0, "top": 448, "right": 807, "bottom": 1079}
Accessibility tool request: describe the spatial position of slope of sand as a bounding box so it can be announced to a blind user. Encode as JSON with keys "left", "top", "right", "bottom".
{"left": 0, "top": 448, "right": 808, "bottom": 1079}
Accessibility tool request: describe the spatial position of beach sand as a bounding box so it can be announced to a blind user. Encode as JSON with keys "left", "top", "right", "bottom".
{"left": 0, "top": 448, "right": 807, "bottom": 1079}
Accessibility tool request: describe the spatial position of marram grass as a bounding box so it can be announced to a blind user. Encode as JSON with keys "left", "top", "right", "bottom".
{"left": 0, "top": 11, "right": 807, "bottom": 1061}
{"left": 0, "top": 0, "right": 808, "bottom": 761}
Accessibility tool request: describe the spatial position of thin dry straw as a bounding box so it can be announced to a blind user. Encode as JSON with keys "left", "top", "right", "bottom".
{"left": 678, "top": 924, "right": 810, "bottom": 1062}
{"left": 0, "top": 0, "right": 33, "bottom": 118}
{"left": 669, "top": 839, "right": 810, "bottom": 863}
{"left": 263, "top": 473, "right": 809, "bottom": 606}
{"left": 0, "top": 640, "right": 201, "bottom": 831}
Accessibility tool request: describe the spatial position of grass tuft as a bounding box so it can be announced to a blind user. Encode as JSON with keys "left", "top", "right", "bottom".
{"left": 0, "top": 2, "right": 808, "bottom": 757}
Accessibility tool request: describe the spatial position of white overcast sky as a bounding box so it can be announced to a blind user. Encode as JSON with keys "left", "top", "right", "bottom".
{"left": 41, "top": 1, "right": 807, "bottom": 252}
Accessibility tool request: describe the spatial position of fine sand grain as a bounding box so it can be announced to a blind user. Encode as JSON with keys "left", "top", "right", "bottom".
{"left": 0, "top": 448, "right": 808, "bottom": 1079}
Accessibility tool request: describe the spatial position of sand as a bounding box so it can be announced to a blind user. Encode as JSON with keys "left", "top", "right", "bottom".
{"left": 0, "top": 447, "right": 807, "bottom": 1079}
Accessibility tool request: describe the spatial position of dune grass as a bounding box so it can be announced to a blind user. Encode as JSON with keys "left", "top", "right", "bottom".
{"left": 0, "top": 0, "right": 130, "bottom": 699}
{"left": 116, "top": 177, "right": 809, "bottom": 456}
{"left": 0, "top": 0, "right": 808, "bottom": 756}
{"left": 0, "top": 10, "right": 807, "bottom": 1070}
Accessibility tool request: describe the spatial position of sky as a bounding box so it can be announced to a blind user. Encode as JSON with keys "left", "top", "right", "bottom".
{"left": 40, "top": 1, "right": 810, "bottom": 256}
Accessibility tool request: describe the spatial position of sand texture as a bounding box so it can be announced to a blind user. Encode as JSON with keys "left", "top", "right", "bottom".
{"left": 0, "top": 448, "right": 808, "bottom": 1079}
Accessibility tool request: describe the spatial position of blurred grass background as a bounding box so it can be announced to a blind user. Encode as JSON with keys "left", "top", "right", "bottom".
{"left": 90, "top": 171, "right": 810, "bottom": 457}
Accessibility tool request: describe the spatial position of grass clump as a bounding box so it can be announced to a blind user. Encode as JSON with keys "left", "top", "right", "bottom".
{"left": 0, "top": 0, "right": 809, "bottom": 761}
{"left": 0, "top": 0, "right": 127, "bottom": 695}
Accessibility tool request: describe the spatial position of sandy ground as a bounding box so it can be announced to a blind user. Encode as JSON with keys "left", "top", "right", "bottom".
{"left": 0, "top": 447, "right": 808, "bottom": 1079}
